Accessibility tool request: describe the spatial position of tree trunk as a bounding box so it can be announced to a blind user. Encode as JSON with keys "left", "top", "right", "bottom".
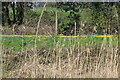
{"left": 11, "top": 2, "right": 16, "bottom": 23}
{"left": 16, "top": 2, "right": 24, "bottom": 25}
{"left": 2, "top": 2, "right": 11, "bottom": 26}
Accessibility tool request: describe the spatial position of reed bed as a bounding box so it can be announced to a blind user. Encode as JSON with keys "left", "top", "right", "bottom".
{"left": 2, "top": 36, "right": 119, "bottom": 78}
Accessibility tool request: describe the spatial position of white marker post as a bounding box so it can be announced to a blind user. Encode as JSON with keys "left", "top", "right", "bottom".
{"left": 74, "top": 22, "right": 76, "bottom": 36}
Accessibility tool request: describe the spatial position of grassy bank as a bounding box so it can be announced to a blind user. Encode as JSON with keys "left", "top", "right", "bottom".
{"left": 2, "top": 35, "right": 118, "bottom": 51}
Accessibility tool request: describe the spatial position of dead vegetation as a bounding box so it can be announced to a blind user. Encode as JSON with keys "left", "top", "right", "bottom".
{"left": 2, "top": 38, "right": 119, "bottom": 78}
{"left": 2, "top": 24, "right": 56, "bottom": 35}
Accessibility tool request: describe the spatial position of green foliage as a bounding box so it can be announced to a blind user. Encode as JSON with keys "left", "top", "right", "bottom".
{"left": 56, "top": 3, "right": 83, "bottom": 35}
{"left": 58, "top": 11, "right": 72, "bottom": 34}
{"left": 2, "top": 36, "right": 118, "bottom": 52}
{"left": 5, "top": 2, "right": 119, "bottom": 35}
{"left": 56, "top": 2, "right": 119, "bottom": 35}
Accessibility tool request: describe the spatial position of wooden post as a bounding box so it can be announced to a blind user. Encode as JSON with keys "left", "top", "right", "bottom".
{"left": 74, "top": 22, "right": 76, "bottom": 36}
{"left": 55, "top": 11, "right": 58, "bottom": 35}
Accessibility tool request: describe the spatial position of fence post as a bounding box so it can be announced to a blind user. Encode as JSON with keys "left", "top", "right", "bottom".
{"left": 74, "top": 22, "right": 76, "bottom": 36}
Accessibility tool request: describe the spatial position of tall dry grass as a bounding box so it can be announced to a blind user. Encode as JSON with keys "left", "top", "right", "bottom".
{"left": 2, "top": 37, "right": 119, "bottom": 78}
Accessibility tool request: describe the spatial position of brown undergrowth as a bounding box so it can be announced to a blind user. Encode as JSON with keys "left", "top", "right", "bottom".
{"left": 3, "top": 41, "right": 119, "bottom": 78}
